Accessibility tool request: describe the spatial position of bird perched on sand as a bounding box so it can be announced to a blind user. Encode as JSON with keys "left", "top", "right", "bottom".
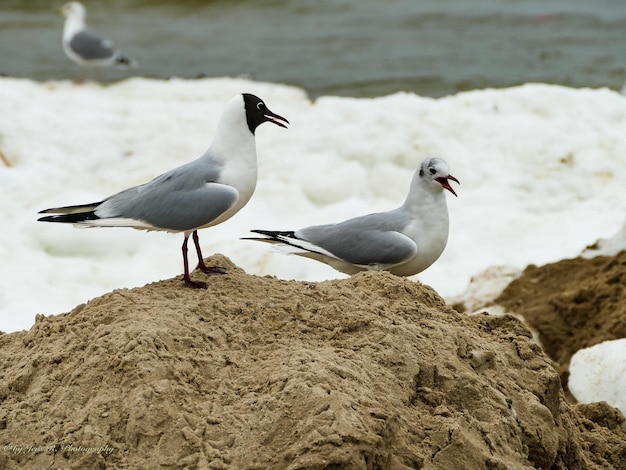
{"left": 59, "top": 1, "right": 138, "bottom": 70}
{"left": 38, "top": 93, "right": 289, "bottom": 289}
{"left": 248, "top": 157, "right": 459, "bottom": 276}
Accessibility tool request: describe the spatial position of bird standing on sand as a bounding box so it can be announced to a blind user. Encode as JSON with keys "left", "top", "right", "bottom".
{"left": 38, "top": 94, "right": 289, "bottom": 289}
{"left": 248, "top": 157, "right": 459, "bottom": 276}
{"left": 59, "top": 1, "right": 138, "bottom": 70}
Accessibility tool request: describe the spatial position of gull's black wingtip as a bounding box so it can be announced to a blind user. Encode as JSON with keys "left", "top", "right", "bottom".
{"left": 36, "top": 201, "right": 102, "bottom": 219}
{"left": 242, "top": 230, "right": 285, "bottom": 242}
{"left": 36, "top": 211, "right": 99, "bottom": 224}
{"left": 243, "top": 230, "right": 296, "bottom": 243}
{"left": 241, "top": 229, "right": 273, "bottom": 241}
{"left": 250, "top": 230, "right": 296, "bottom": 239}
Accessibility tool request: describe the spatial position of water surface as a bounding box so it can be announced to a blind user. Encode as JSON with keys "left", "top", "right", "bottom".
{"left": 1, "top": 0, "right": 625, "bottom": 97}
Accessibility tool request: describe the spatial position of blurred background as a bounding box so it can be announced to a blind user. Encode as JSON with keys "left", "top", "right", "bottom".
{"left": 1, "top": 0, "right": 626, "bottom": 98}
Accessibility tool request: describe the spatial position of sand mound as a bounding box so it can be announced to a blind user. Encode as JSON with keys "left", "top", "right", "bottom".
{"left": 496, "top": 251, "right": 626, "bottom": 381}
{"left": 1, "top": 254, "right": 625, "bottom": 469}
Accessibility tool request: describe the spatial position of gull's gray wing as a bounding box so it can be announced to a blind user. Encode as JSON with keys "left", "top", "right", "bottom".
{"left": 69, "top": 29, "right": 116, "bottom": 60}
{"left": 296, "top": 210, "right": 416, "bottom": 266}
{"left": 96, "top": 159, "right": 238, "bottom": 231}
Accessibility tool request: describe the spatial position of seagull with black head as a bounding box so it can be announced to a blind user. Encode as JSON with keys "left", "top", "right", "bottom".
{"left": 39, "top": 94, "right": 289, "bottom": 289}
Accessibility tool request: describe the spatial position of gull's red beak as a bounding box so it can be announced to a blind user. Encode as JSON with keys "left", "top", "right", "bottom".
{"left": 436, "top": 175, "right": 460, "bottom": 197}
{"left": 264, "top": 109, "right": 289, "bottom": 129}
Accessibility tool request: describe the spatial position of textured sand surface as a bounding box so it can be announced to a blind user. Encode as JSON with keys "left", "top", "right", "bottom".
{"left": 496, "top": 251, "right": 626, "bottom": 384}
{"left": 0, "top": 254, "right": 624, "bottom": 469}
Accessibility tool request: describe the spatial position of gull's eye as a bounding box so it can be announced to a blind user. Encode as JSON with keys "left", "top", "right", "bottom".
{"left": 257, "top": 102, "right": 265, "bottom": 111}
{"left": 428, "top": 167, "right": 436, "bottom": 175}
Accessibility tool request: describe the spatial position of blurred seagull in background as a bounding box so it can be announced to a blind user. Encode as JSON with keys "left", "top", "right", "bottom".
{"left": 247, "top": 157, "right": 459, "bottom": 277}
{"left": 38, "top": 94, "right": 289, "bottom": 289}
{"left": 59, "top": 1, "right": 138, "bottom": 70}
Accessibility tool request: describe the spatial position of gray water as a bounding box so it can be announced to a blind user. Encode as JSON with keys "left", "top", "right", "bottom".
{"left": 1, "top": 0, "right": 626, "bottom": 98}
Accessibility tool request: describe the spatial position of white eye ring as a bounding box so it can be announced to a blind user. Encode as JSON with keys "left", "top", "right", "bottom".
{"left": 257, "top": 102, "right": 265, "bottom": 110}
{"left": 429, "top": 167, "right": 436, "bottom": 175}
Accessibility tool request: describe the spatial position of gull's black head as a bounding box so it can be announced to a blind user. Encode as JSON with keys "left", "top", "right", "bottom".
{"left": 242, "top": 93, "right": 289, "bottom": 134}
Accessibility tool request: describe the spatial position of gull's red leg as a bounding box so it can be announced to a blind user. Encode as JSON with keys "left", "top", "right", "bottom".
{"left": 192, "top": 230, "right": 227, "bottom": 275}
{"left": 182, "top": 233, "right": 207, "bottom": 289}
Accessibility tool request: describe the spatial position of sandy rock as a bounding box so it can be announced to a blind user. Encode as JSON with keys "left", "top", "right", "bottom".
{"left": 495, "top": 251, "right": 626, "bottom": 375}
{"left": 0, "top": 254, "right": 624, "bottom": 469}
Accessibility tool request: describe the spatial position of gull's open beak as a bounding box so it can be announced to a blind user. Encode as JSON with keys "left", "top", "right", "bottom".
{"left": 264, "top": 109, "right": 289, "bottom": 129}
{"left": 436, "top": 175, "right": 460, "bottom": 197}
